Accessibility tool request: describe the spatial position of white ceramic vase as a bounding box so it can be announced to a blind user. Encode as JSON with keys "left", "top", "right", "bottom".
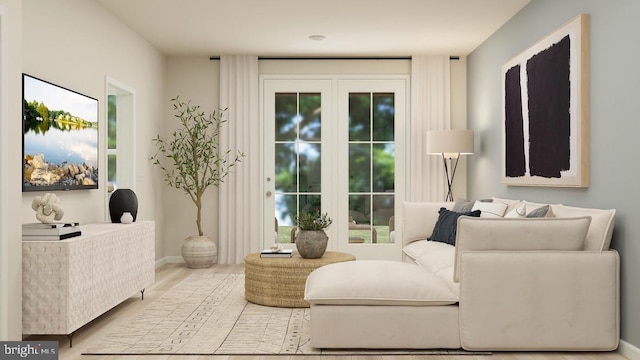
{"left": 181, "top": 235, "right": 217, "bottom": 268}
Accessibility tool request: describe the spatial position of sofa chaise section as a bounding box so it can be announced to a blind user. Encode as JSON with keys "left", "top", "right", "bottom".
{"left": 305, "top": 260, "right": 461, "bottom": 349}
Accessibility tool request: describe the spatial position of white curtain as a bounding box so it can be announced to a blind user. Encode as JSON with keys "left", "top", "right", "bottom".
{"left": 218, "top": 55, "right": 261, "bottom": 264}
{"left": 410, "top": 55, "right": 451, "bottom": 201}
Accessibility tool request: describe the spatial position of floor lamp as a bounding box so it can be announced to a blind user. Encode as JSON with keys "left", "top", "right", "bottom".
{"left": 426, "top": 130, "right": 474, "bottom": 202}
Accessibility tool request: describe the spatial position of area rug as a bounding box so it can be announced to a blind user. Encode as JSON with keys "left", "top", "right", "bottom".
{"left": 84, "top": 270, "right": 488, "bottom": 356}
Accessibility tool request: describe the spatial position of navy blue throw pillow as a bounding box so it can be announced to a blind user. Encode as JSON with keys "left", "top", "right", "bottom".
{"left": 428, "top": 208, "right": 481, "bottom": 246}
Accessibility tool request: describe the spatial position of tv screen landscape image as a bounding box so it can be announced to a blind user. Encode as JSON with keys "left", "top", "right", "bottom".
{"left": 22, "top": 74, "right": 99, "bottom": 191}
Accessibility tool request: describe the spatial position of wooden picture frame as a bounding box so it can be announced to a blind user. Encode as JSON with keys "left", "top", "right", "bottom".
{"left": 502, "top": 14, "right": 589, "bottom": 187}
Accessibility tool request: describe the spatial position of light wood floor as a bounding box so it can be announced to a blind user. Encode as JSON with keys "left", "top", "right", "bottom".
{"left": 25, "top": 263, "right": 628, "bottom": 360}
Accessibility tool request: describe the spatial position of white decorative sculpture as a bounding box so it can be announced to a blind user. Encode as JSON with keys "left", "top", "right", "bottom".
{"left": 120, "top": 212, "right": 134, "bottom": 224}
{"left": 32, "top": 193, "right": 64, "bottom": 223}
{"left": 270, "top": 242, "right": 284, "bottom": 252}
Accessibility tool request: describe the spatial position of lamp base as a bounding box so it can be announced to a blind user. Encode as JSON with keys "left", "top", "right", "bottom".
{"left": 441, "top": 154, "right": 461, "bottom": 202}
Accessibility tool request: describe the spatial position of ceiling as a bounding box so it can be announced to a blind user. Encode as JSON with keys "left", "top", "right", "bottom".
{"left": 94, "top": 0, "right": 530, "bottom": 57}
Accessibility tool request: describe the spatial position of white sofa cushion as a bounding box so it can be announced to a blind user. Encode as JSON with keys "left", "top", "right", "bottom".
{"left": 402, "top": 201, "right": 453, "bottom": 247}
{"left": 551, "top": 204, "right": 616, "bottom": 251}
{"left": 413, "top": 243, "right": 459, "bottom": 297}
{"left": 304, "top": 260, "right": 459, "bottom": 306}
{"left": 403, "top": 238, "right": 450, "bottom": 260}
{"left": 453, "top": 216, "right": 592, "bottom": 282}
{"left": 458, "top": 250, "right": 620, "bottom": 351}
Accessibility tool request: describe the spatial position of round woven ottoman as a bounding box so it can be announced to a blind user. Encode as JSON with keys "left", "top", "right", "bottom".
{"left": 244, "top": 251, "right": 356, "bottom": 307}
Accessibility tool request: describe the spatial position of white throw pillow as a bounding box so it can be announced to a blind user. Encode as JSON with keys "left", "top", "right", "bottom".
{"left": 471, "top": 200, "right": 508, "bottom": 218}
{"left": 504, "top": 201, "right": 527, "bottom": 218}
{"left": 504, "top": 201, "right": 555, "bottom": 218}
{"left": 552, "top": 204, "right": 616, "bottom": 251}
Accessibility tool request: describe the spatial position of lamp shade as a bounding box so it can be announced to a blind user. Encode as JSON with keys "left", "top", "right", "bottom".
{"left": 426, "top": 130, "right": 474, "bottom": 158}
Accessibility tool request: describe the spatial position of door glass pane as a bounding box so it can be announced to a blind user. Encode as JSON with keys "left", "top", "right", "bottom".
{"left": 275, "top": 194, "right": 296, "bottom": 225}
{"left": 373, "top": 93, "right": 394, "bottom": 141}
{"left": 107, "top": 95, "right": 117, "bottom": 149}
{"left": 274, "top": 92, "right": 323, "bottom": 244}
{"left": 107, "top": 94, "right": 117, "bottom": 193}
{"left": 299, "top": 93, "right": 321, "bottom": 141}
{"left": 372, "top": 143, "right": 394, "bottom": 192}
{"left": 349, "top": 143, "right": 370, "bottom": 192}
{"left": 275, "top": 193, "right": 296, "bottom": 243}
{"left": 299, "top": 143, "right": 321, "bottom": 192}
{"left": 372, "top": 194, "right": 394, "bottom": 226}
{"left": 300, "top": 194, "right": 321, "bottom": 213}
{"left": 275, "top": 93, "right": 297, "bottom": 142}
{"left": 373, "top": 194, "right": 394, "bottom": 243}
{"left": 349, "top": 93, "right": 370, "bottom": 141}
{"left": 275, "top": 143, "right": 296, "bottom": 193}
{"left": 107, "top": 154, "right": 117, "bottom": 190}
{"left": 349, "top": 195, "right": 375, "bottom": 243}
{"left": 348, "top": 92, "right": 395, "bottom": 245}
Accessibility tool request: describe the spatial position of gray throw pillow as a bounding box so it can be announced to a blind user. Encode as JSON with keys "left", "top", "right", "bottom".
{"left": 452, "top": 199, "right": 474, "bottom": 212}
{"left": 453, "top": 198, "right": 492, "bottom": 213}
{"left": 526, "top": 205, "right": 553, "bottom": 218}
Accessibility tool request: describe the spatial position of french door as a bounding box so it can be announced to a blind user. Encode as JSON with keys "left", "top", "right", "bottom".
{"left": 262, "top": 76, "right": 407, "bottom": 260}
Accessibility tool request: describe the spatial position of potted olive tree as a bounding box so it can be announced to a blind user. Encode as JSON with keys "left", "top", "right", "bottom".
{"left": 294, "top": 211, "right": 333, "bottom": 258}
{"left": 151, "top": 97, "right": 244, "bottom": 268}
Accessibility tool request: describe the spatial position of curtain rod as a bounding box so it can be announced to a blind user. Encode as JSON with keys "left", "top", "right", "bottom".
{"left": 209, "top": 56, "right": 460, "bottom": 61}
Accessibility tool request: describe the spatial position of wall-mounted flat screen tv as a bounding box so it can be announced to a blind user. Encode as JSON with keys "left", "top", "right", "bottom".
{"left": 22, "top": 74, "right": 99, "bottom": 191}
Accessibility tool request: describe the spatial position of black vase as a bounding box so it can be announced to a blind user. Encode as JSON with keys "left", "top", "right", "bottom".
{"left": 109, "top": 188, "right": 138, "bottom": 223}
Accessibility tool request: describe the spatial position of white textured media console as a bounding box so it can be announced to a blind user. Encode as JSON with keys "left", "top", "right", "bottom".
{"left": 22, "top": 221, "right": 155, "bottom": 343}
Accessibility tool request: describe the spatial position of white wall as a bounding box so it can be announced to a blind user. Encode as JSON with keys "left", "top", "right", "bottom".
{"left": 0, "top": 0, "right": 166, "bottom": 340}
{"left": 449, "top": 57, "right": 469, "bottom": 197}
{"left": 258, "top": 59, "right": 411, "bottom": 75}
{"left": 467, "top": 0, "right": 640, "bottom": 350}
{"left": 0, "top": 0, "right": 23, "bottom": 341}
{"left": 21, "top": 0, "right": 165, "bottom": 229}
{"left": 161, "top": 57, "right": 220, "bottom": 259}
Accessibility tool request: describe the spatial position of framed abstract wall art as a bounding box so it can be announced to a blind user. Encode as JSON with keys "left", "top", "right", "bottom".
{"left": 502, "top": 14, "right": 589, "bottom": 187}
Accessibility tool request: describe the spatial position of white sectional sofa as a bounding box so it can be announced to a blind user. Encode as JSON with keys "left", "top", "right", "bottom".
{"left": 304, "top": 199, "right": 619, "bottom": 351}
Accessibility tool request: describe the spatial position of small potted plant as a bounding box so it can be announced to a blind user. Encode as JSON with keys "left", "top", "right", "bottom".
{"left": 294, "top": 210, "right": 333, "bottom": 258}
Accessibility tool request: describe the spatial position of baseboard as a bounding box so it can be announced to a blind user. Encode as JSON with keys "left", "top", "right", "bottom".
{"left": 155, "top": 256, "right": 184, "bottom": 268}
{"left": 619, "top": 339, "right": 640, "bottom": 360}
